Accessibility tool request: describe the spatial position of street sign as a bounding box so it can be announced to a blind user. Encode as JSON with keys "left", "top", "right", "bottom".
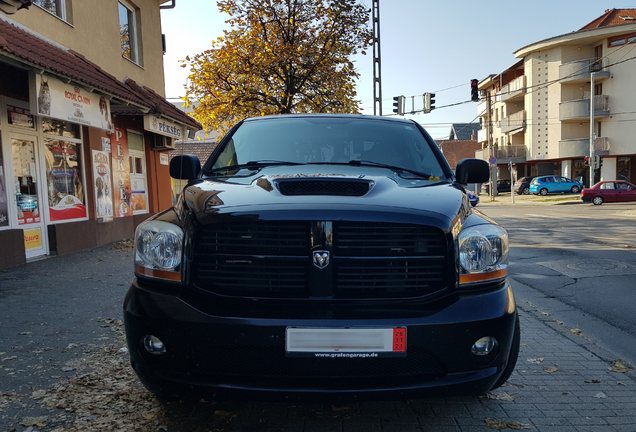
{"left": 489, "top": 156, "right": 497, "bottom": 165}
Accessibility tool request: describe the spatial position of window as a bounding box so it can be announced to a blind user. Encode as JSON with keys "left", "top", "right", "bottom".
{"left": 608, "top": 33, "right": 636, "bottom": 48}
{"left": 33, "top": 0, "right": 72, "bottom": 23}
{"left": 127, "top": 131, "right": 148, "bottom": 214}
{"left": 119, "top": 1, "right": 141, "bottom": 64}
{"left": 42, "top": 119, "right": 87, "bottom": 223}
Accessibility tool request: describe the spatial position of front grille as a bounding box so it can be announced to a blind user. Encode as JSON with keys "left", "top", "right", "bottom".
{"left": 277, "top": 180, "right": 371, "bottom": 196}
{"left": 192, "top": 346, "right": 446, "bottom": 379}
{"left": 194, "top": 221, "right": 448, "bottom": 299}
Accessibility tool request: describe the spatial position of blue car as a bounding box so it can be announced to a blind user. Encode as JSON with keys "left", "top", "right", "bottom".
{"left": 529, "top": 176, "right": 582, "bottom": 196}
{"left": 466, "top": 189, "right": 479, "bottom": 207}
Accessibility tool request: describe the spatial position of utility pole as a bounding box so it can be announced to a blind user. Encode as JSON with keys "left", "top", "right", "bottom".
{"left": 372, "top": 0, "right": 382, "bottom": 116}
{"left": 589, "top": 72, "right": 595, "bottom": 188}
{"left": 487, "top": 93, "right": 496, "bottom": 201}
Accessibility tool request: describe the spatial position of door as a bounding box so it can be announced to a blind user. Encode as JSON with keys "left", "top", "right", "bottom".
{"left": 10, "top": 135, "right": 47, "bottom": 259}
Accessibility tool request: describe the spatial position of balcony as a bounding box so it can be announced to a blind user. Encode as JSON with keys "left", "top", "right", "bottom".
{"left": 559, "top": 57, "right": 610, "bottom": 84}
{"left": 477, "top": 128, "right": 488, "bottom": 143}
{"left": 500, "top": 110, "right": 526, "bottom": 134}
{"left": 558, "top": 137, "right": 610, "bottom": 158}
{"left": 501, "top": 76, "right": 526, "bottom": 102}
{"left": 480, "top": 145, "right": 527, "bottom": 164}
{"left": 559, "top": 95, "right": 609, "bottom": 122}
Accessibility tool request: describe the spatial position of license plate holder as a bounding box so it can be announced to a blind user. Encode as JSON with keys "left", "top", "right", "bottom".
{"left": 285, "top": 327, "right": 406, "bottom": 357}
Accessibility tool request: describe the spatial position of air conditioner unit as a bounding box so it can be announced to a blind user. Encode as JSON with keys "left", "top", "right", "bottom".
{"left": 151, "top": 134, "right": 175, "bottom": 151}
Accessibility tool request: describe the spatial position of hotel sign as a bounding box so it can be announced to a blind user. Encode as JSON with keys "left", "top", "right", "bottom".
{"left": 144, "top": 115, "right": 185, "bottom": 140}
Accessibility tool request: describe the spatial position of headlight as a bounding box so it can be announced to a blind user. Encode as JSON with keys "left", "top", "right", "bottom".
{"left": 134, "top": 220, "right": 183, "bottom": 281}
{"left": 458, "top": 224, "right": 508, "bottom": 285}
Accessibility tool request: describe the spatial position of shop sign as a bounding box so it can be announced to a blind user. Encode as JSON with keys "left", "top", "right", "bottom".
{"left": 111, "top": 128, "right": 133, "bottom": 217}
{"left": 102, "top": 137, "right": 112, "bottom": 153}
{"left": 92, "top": 150, "right": 114, "bottom": 219}
{"left": 160, "top": 153, "right": 169, "bottom": 165}
{"left": 24, "top": 228, "right": 42, "bottom": 250}
{"left": 31, "top": 73, "right": 114, "bottom": 132}
{"left": 144, "top": 115, "right": 185, "bottom": 140}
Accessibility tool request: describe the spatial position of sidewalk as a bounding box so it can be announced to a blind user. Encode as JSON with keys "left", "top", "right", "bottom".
{"left": 1, "top": 244, "right": 636, "bottom": 431}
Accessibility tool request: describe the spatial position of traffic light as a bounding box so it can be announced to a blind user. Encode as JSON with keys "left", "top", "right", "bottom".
{"left": 392, "top": 96, "right": 405, "bottom": 116}
{"left": 584, "top": 156, "right": 590, "bottom": 167}
{"left": 594, "top": 155, "right": 603, "bottom": 169}
{"left": 471, "top": 79, "right": 479, "bottom": 102}
{"left": 424, "top": 92, "right": 436, "bottom": 113}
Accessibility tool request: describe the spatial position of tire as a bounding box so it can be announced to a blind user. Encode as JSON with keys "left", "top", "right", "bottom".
{"left": 539, "top": 188, "right": 548, "bottom": 196}
{"left": 522, "top": 187, "right": 530, "bottom": 195}
{"left": 491, "top": 314, "right": 520, "bottom": 391}
{"left": 592, "top": 196, "right": 603, "bottom": 205}
{"left": 570, "top": 185, "right": 580, "bottom": 194}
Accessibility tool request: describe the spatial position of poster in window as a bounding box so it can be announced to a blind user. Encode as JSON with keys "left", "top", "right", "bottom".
{"left": 44, "top": 139, "right": 87, "bottom": 221}
{"left": 131, "top": 178, "right": 147, "bottom": 212}
{"left": 111, "top": 128, "right": 133, "bottom": 217}
{"left": 0, "top": 141, "right": 8, "bottom": 227}
{"left": 92, "top": 150, "right": 113, "bottom": 219}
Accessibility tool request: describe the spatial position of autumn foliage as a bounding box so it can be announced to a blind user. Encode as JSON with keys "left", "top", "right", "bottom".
{"left": 182, "top": 0, "right": 372, "bottom": 134}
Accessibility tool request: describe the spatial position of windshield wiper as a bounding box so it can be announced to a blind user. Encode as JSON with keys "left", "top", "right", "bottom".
{"left": 207, "top": 160, "right": 302, "bottom": 175}
{"left": 347, "top": 160, "right": 433, "bottom": 179}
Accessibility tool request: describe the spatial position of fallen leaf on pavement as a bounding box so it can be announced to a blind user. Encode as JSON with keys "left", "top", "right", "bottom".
{"left": 485, "top": 418, "right": 532, "bottom": 430}
{"left": 31, "top": 390, "right": 46, "bottom": 399}
{"left": 21, "top": 416, "right": 48, "bottom": 427}
{"left": 584, "top": 379, "right": 601, "bottom": 384}
{"left": 570, "top": 328, "right": 582, "bottom": 335}
{"left": 484, "top": 392, "right": 515, "bottom": 401}
{"left": 543, "top": 367, "right": 558, "bottom": 373}
{"left": 555, "top": 320, "right": 563, "bottom": 325}
{"left": 527, "top": 358, "right": 544, "bottom": 365}
{"left": 331, "top": 405, "right": 351, "bottom": 411}
{"left": 609, "top": 360, "right": 629, "bottom": 373}
{"left": 594, "top": 392, "right": 607, "bottom": 398}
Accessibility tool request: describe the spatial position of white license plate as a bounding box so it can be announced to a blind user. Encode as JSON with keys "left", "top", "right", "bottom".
{"left": 285, "top": 327, "right": 406, "bottom": 357}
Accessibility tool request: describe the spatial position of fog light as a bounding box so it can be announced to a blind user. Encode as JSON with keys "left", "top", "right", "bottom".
{"left": 143, "top": 335, "right": 166, "bottom": 355}
{"left": 471, "top": 337, "right": 497, "bottom": 356}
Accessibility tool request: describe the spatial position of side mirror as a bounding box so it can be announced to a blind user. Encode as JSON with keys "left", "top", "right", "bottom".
{"left": 170, "top": 155, "right": 201, "bottom": 180}
{"left": 455, "top": 158, "right": 489, "bottom": 184}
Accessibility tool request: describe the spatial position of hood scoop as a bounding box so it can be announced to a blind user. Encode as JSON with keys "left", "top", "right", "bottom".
{"left": 276, "top": 179, "right": 373, "bottom": 197}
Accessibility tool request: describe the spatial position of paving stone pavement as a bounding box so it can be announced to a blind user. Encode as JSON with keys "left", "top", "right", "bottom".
{"left": 1, "top": 244, "right": 636, "bottom": 431}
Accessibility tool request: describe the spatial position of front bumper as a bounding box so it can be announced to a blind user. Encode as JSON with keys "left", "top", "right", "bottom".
{"left": 123, "top": 279, "right": 517, "bottom": 401}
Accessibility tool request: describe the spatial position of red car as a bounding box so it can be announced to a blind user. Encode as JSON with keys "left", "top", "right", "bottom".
{"left": 581, "top": 180, "right": 636, "bottom": 205}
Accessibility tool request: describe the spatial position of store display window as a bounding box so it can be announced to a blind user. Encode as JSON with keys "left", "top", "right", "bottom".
{"left": 11, "top": 138, "right": 41, "bottom": 225}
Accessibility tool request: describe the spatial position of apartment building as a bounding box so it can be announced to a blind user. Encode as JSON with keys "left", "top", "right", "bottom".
{"left": 476, "top": 9, "right": 636, "bottom": 188}
{"left": 0, "top": 0, "right": 201, "bottom": 269}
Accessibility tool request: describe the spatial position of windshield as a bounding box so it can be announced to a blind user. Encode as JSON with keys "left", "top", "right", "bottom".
{"left": 207, "top": 117, "right": 447, "bottom": 178}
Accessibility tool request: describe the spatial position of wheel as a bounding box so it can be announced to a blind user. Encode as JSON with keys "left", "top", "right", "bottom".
{"left": 490, "top": 314, "right": 520, "bottom": 391}
{"left": 522, "top": 187, "right": 530, "bottom": 195}
{"left": 592, "top": 196, "right": 603, "bottom": 205}
{"left": 570, "top": 185, "right": 580, "bottom": 193}
{"left": 539, "top": 188, "right": 548, "bottom": 196}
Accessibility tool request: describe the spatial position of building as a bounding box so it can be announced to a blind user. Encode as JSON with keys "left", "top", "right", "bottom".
{"left": 475, "top": 9, "right": 636, "bottom": 188}
{"left": 0, "top": 0, "right": 201, "bottom": 269}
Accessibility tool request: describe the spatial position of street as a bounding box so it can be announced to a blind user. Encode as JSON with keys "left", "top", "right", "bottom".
{"left": 2, "top": 201, "right": 636, "bottom": 432}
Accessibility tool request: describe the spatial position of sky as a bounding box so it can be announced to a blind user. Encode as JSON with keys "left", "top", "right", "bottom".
{"left": 160, "top": 1, "right": 610, "bottom": 139}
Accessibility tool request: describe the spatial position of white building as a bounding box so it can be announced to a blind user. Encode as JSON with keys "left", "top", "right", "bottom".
{"left": 476, "top": 8, "right": 636, "bottom": 187}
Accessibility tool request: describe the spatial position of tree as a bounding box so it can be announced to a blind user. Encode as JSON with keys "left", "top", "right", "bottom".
{"left": 183, "top": 0, "right": 372, "bottom": 134}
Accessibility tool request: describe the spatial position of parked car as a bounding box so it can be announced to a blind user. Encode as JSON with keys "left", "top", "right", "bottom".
{"left": 514, "top": 176, "right": 537, "bottom": 195}
{"left": 529, "top": 176, "right": 582, "bottom": 196}
{"left": 125, "top": 114, "right": 519, "bottom": 401}
{"left": 482, "top": 179, "right": 512, "bottom": 194}
{"left": 581, "top": 180, "right": 636, "bottom": 205}
{"left": 466, "top": 189, "right": 479, "bottom": 207}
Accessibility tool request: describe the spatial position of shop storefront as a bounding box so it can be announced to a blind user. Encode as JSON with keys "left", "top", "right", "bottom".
{"left": 0, "top": 64, "right": 198, "bottom": 269}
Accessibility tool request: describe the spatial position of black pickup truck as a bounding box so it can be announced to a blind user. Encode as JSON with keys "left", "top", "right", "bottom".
{"left": 124, "top": 114, "right": 519, "bottom": 401}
